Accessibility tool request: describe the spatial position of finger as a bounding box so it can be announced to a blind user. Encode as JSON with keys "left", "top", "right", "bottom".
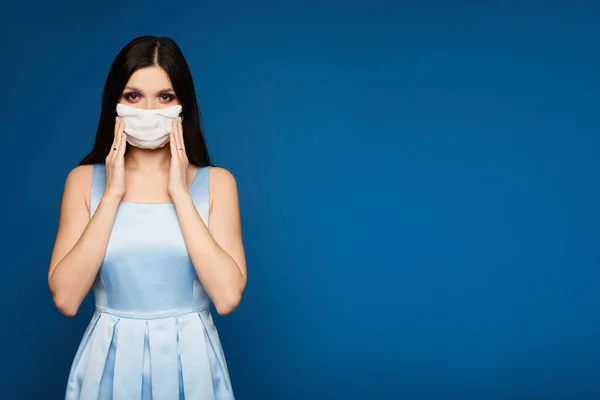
{"left": 112, "top": 117, "right": 120, "bottom": 144}
{"left": 116, "top": 129, "right": 127, "bottom": 161}
{"left": 177, "top": 118, "right": 186, "bottom": 155}
{"left": 111, "top": 118, "right": 124, "bottom": 162}
{"left": 169, "top": 127, "right": 177, "bottom": 158}
{"left": 172, "top": 119, "right": 182, "bottom": 158}
{"left": 108, "top": 117, "right": 120, "bottom": 161}
{"left": 175, "top": 118, "right": 185, "bottom": 161}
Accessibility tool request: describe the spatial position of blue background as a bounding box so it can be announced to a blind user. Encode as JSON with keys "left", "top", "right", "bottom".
{"left": 1, "top": 1, "right": 599, "bottom": 399}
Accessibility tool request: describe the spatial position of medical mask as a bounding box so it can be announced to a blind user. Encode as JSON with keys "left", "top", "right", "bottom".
{"left": 116, "top": 104, "right": 183, "bottom": 149}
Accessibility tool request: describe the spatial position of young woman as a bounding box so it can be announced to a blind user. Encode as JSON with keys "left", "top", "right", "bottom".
{"left": 48, "top": 36, "right": 246, "bottom": 399}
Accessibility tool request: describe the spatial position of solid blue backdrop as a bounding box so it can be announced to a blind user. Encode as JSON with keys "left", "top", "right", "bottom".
{"left": 0, "top": 1, "right": 599, "bottom": 399}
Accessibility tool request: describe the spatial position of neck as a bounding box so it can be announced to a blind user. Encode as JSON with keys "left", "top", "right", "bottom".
{"left": 125, "top": 145, "right": 171, "bottom": 171}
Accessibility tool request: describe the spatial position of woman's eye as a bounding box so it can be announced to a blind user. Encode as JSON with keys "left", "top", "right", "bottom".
{"left": 124, "top": 92, "right": 141, "bottom": 101}
{"left": 159, "top": 93, "right": 174, "bottom": 102}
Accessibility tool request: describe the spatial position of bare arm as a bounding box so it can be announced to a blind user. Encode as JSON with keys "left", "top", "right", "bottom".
{"left": 171, "top": 167, "right": 247, "bottom": 315}
{"left": 49, "top": 118, "right": 127, "bottom": 316}
{"left": 48, "top": 166, "right": 121, "bottom": 316}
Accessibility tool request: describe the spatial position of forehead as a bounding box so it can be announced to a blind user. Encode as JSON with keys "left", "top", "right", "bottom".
{"left": 126, "top": 66, "right": 173, "bottom": 91}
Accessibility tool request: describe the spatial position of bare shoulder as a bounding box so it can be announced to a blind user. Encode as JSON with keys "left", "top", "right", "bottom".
{"left": 64, "top": 164, "right": 94, "bottom": 207}
{"left": 208, "top": 167, "right": 239, "bottom": 208}
{"left": 65, "top": 164, "right": 93, "bottom": 188}
{"left": 209, "top": 166, "right": 237, "bottom": 188}
{"left": 66, "top": 164, "right": 93, "bottom": 181}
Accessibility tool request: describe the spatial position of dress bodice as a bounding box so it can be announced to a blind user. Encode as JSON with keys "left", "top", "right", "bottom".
{"left": 90, "top": 164, "right": 212, "bottom": 318}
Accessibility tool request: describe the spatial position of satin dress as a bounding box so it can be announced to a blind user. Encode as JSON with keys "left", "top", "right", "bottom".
{"left": 64, "top": 164, "right": 235, "bottom": 400}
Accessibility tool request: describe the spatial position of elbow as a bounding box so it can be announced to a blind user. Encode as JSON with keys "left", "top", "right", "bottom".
{"left": 215, "top": 292, "right": 242, "bottom": 316}
{"left": 214, "top": 276, "right": 246, "bottom": 316}
{"left": 49, "top": 276, "right": 80, "bottom": 317}
{"left": 54, "top": 300, "right": 79, "bottom": 317}
{"left": 52, "top": 292, "right": 80, "bottom": 317}
{"left": 60, "top": 307, "right": 79, "bottom": 317}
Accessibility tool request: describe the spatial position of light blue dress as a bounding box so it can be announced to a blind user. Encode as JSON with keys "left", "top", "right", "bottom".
{"left": 65, "top": 164, "right": 235, "bottom": 400}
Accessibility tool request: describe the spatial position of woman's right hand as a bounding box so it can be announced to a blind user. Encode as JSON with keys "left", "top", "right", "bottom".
{"left": 104, "top": 117, "right": 127, "bottom": 200}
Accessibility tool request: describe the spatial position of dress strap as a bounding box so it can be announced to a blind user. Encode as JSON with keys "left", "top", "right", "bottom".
{"left": 89, "top": 164, "right": 209, "bottom": 221}
{"left": 90, "top": 164, "right": 106, "bottom": 218}
{"left": 189, "top": 166, "right": 211, "bottom": 225}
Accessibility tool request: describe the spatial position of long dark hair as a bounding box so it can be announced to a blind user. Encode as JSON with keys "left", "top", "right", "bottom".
{"left": 80, "top": 36, "right": 211, "bottom": 166}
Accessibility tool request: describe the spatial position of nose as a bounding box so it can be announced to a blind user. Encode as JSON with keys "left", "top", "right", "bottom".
{"left": 138, "top": 99, "right": 156, "bottom": 110}
{"left": 139, "top": 99, "right": 170, "bottom": 110}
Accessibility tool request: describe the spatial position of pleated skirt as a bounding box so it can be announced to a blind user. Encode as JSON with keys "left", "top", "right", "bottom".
{"left": 65, "top": 310, "right": 234, "bottom": 400}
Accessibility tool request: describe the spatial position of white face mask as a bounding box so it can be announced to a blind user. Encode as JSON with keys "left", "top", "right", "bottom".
{"left": 116, "top": 104, "right": 183, "bottom": 149}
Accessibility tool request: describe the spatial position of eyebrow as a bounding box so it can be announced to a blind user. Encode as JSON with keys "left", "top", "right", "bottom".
{"left": 123, "top": 86, "right": 175, "bottom": 93}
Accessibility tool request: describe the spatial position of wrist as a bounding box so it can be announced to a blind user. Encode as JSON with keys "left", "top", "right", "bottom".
{"left": 100, "top": 192, "right": 123, "bottom": 207}
{"left": 169, "top": 190, "right": 192, "bottom": 204}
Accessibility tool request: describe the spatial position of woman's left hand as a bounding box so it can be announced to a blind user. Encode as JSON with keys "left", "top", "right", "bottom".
{"left": 168, "top": 117, "right": 189, "bottom": 198}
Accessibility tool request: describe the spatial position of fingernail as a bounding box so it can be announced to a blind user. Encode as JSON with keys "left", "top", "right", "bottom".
{"left": 115, "top": 116, "right": 119, "bottom": 122}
